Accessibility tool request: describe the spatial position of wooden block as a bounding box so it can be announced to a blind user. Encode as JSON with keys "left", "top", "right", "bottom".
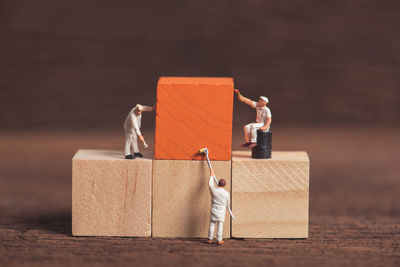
{"left": 232, "top": 151, "right": 309, "bottom": 238}
{"left": 154, "top": 77, "right": 234, "bottom": 161}
{"left": 72, "top": 149, "right": 152, "bottom": 237}
{"left": 152, "top": 159, "right": 231, "bottom": 238}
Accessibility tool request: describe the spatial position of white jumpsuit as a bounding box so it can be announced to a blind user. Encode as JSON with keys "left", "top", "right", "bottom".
{"left": 123, "top": 105, "right": 152, "bottom": 156}
{"left": 244, "top": 101, "right": 272, "bottom": 143}
{"left": 208, "top": 176, "right": 230, "bottom": 242}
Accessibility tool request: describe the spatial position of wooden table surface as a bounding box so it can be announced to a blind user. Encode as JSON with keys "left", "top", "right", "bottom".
{"left": 1, "top": 126, "right": 399, "bottom": 266}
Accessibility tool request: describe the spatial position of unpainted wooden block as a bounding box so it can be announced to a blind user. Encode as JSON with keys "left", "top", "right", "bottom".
{"left": 152, "top": 159, "right": 231, "bottom": 238}
{"left": 232, "top": 151, "right": 309, "bottom": 238}
{"left": 72, "top": 149, "right": 152, "bottom": 237}
{"left": 154, "top": 77, "right": 234, "bottom": 161}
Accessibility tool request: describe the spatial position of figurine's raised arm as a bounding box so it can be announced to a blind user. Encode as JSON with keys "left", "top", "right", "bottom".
{"left": 234, "top": 89, "right": 255, "bottom": 108}
{"left": 209, "top": 172, "right": 217, "bottom": 194}
{"left": 142, "top": 104, "right": 155, "bottom": 112}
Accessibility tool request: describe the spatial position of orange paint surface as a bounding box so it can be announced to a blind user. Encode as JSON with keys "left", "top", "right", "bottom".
{"left": 154, "top": 77, "right": 234, "bottom": 160}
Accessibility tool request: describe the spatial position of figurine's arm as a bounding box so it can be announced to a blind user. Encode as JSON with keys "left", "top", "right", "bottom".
{"left": 131, "top": 115, "right": 142, "bottom": 136}
{"left": 209, "top": 176, "right": 217, "bottom": 194}
{"left": 142, "top": 105, "right": 154, "bottom": 112}
{"left": 209, "top": 169, "right": 217, "bottom": 194}
{"left": 234, "top": 89, "right": 255, "bottom": 108}
{"left": 210, "top": 169, "right": 215, "bottom": 178}
{"left": 259, "top": 116, "right": 272, "bottom": 131}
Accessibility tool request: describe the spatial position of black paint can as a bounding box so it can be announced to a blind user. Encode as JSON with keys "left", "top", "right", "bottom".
{"left": 252, "top": 130, "right": 272, "bottom": 159}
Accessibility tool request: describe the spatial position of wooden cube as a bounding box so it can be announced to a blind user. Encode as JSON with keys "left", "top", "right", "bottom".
{"left": 72, "top": 150, "right": 152, "bottom": 237}
{"left": 232, "top": 151, "right": 309, "bottom": 238}
{"left": 154, "top": 77, "right": 234, "bottom": 161}
{"left": 152, "top": 159, "right": 231, "bottom": 238}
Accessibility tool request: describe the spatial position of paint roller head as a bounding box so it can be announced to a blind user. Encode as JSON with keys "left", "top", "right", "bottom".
{"left": 199, "top": 147, "right": 208, "bottom": 154}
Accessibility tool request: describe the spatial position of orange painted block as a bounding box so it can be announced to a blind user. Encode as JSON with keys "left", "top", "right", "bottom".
{"left": 155, "top": 77, "right": 234, "bottom": 160}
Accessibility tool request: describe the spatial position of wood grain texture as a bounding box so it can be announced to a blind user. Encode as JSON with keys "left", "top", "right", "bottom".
{"left": 152, "top": 159, "right": 231, "bottom": 238}
{"left": 232, "top": 150, "right": 309, "bottom": 238}
{"left": 0, "top": 128, "right": 399, "bottom": 266}
{"left": 154, "top": 77, "right": 234, "bottom": 160}
{"left": 72, "top": 149, "right": 152, "bottom": 237}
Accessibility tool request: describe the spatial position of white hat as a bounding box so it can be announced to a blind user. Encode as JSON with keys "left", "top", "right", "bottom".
{"left": 135, "top": 104, "right": 143, "bottom": 111}
{"left": 260, "top": 96, "right": 269, "bottom": 103}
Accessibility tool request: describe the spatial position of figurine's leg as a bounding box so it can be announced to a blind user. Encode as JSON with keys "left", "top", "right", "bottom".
{"left": 132, "top": 134, "right": 139, "bottom": 153}
{"left": 208, "top": 220, "right": 216, "bottom": 241}
{"left": 216, "top": 221, "right": 224, "bottom": 244}
{"left": 243, "top": 124, "right": 252, "bottom": 143}
{"left": 250, "top": 123, "right": 264, "bottom": 143}
{"left": 124, "top": 132, "right": 132, "bottom": 156}
{"left": 124, "top": 133, "right": 136, "bottom": 159}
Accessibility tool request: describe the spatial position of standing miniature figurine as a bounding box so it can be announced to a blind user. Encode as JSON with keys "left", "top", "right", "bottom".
{"left": 234, "top": 89, "right": 272, "bottom": 148}
{"left": 123, "top": 104, "right": 154, "bottom": 159}
{"left": 207, "top": 168, "right": 230, "bottom": 245}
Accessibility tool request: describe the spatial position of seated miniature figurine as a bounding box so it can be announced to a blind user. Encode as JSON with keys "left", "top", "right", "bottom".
{"left": 234, "top": 89, "right": 272, "bottom": 148}
{"left": 123, "top": 104, "right": 154, "bottom": 159}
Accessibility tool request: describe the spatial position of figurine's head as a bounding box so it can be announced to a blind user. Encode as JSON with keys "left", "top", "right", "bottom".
{"left": 135, "top": 104, "right": 144, "bottom": 115}
{"left": 218, "top": 179, "right": 226, "bottom": 187}
{"left": 258, "top": 96, "right": 269, "bottom": 107}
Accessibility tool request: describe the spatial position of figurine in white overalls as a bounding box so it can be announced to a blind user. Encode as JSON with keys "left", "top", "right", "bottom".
{"left": 123, "top": 104, "right": 154, "bottom": 159}
{"left": 208, "top": 169, "right": 230, "bottom": 245}
{"left": 234, "top": 89, "right": 272, "bottom": 148}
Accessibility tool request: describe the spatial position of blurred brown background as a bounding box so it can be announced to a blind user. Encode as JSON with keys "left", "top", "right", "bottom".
{"left": 1, "top": 0, "right": 399, "bottom": 132}
{"left": 1, "top": 1, "right": 399, "bottom": 266}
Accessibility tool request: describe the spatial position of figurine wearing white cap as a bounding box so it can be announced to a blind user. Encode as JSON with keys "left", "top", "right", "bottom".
{"left": 123, "top": 104, "right": 154, "bottom": 159}
{"left": 234, "top": 89, "right": 272, "bottom": 148}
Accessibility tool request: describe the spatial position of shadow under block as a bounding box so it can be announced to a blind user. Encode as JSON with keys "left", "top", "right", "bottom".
{"left": 154, "top": 77, "right": 234, "bottom": 161}
{"left": 72, "top": 149, "right": 152, "bottom": 237}
{"left": 152, "top": 159, "right": 231, "bottom": 238}
{"left": 232, "top": 151, "right": 309, "bottom": 238}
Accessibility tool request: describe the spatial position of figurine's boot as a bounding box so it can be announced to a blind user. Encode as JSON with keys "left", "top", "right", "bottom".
{"left": 125, "top": 154, "right": 136, "bottom": 159}
{"left": 248, "top": 143, "right": 257, "bottom": 148}
{"left": 217, "top": 240, "right": 224, "bottom": 245}
{"left": 207, "top": 239, "right": 213, "bottom": 244}
{"left": 134, "top": 152, "right": 143, "bottom": 158}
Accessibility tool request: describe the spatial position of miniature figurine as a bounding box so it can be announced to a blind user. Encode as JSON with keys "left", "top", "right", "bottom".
{"left": 234, "top": 89, "right": 272, "bottom": 149}
{"left": 123, "top": 104, "right": 154, "bottom": 159}
{"left": 208, "top": 168, "right": 230, "bottom": 245}
{"left": 199, "top": 147, "right": 235, "bottom": 219}
{"left": 199, "top": 147, "right": 233, "bottom": 245}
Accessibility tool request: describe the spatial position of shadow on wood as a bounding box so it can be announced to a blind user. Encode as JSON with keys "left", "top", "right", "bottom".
{"left": 14, "top": 211, "right": 72, "bottom": 236}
